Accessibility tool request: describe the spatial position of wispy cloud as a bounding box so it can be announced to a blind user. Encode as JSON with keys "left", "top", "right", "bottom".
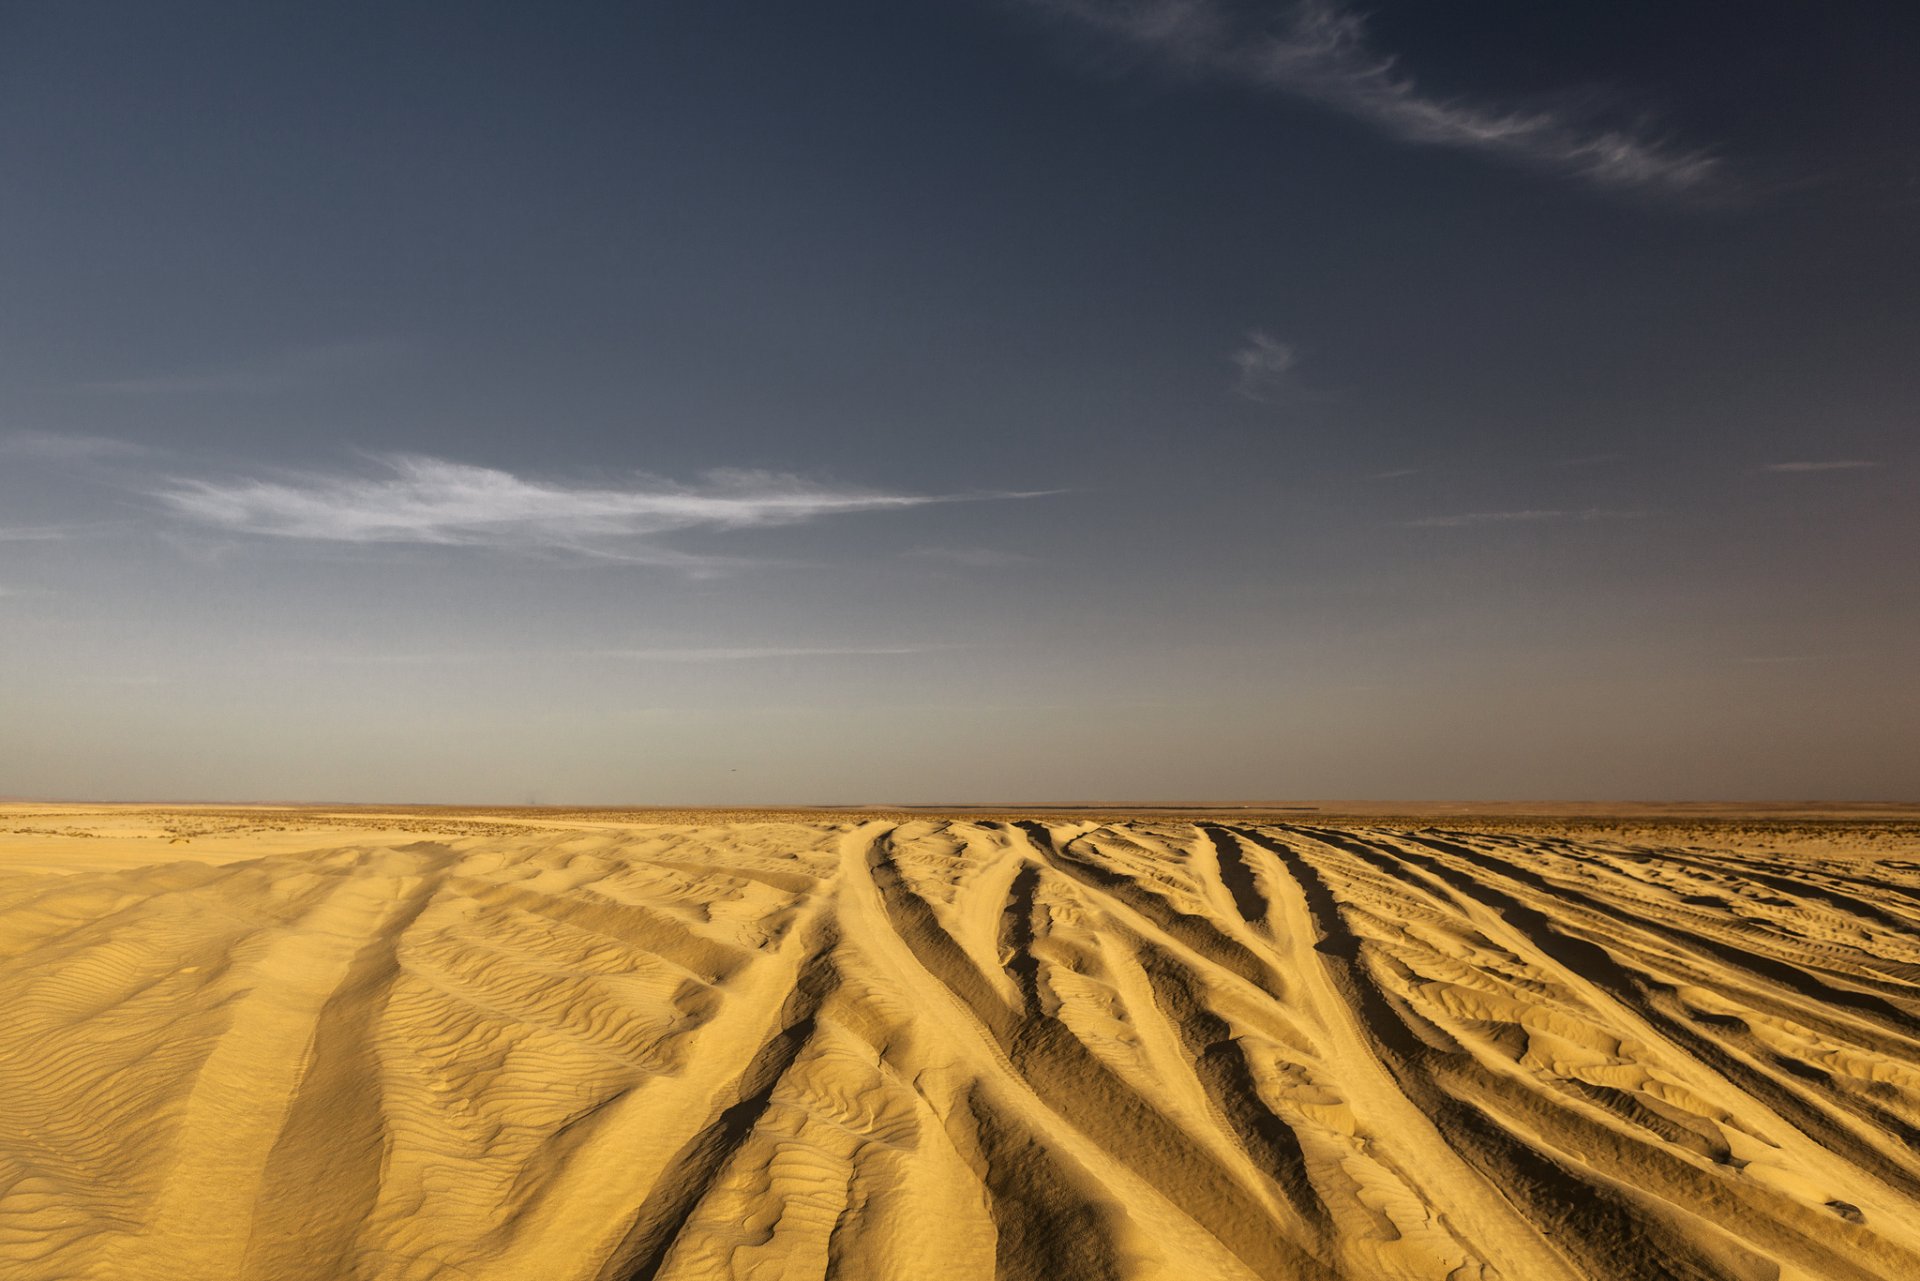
{"left": 1370, "top": 467, "right": 1418, "bottom": 480}
{"left": 0, "top": 431, "right": 147, "bottom": 463}
{"left": 1405, "top": 508, "right": 1644, "bottom": 528}
{"left": 1231, "top": 330, "right": 1298, "bottom": 400}
{"left": 152, "top": 454, "right": 1051, "bottom": 568}
{"left": 1026, "top": 0, "right": 1720, "bottom": 196}
{"left": 1761, "top": 460, "right": 1878, "bottom": 473}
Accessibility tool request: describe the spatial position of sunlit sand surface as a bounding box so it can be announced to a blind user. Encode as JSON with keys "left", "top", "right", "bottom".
{"left": 2, "top": 804, "right": 1918, "bottom": 1279}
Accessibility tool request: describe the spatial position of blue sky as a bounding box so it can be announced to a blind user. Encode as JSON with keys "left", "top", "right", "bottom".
{"left": 2, "top": 1, "right": 1915, "bottom": 801}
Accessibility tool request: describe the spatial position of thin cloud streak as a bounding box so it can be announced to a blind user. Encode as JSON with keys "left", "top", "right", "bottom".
{"left": 902, "top": 546, "right": 1039, "bottom": 568}
{"left": 1028, "top": 0, "right": 1720, "bottom": 195}
{"left": 75, "top": 338, "right": 403, "bottom": 397}
{"left": 590, "top": 646, "right": 940, "bottom": 662}
{"left": 152, "top": 454, "right": 1052, "bottom": 568}
{"left": 1405, "top": 508, "right": 1645, "bottom": 528}
{"left": 291, "top": 646, "right": 940, "bottom": 664}
{"left": 1762, "top": 460, "right": 1878, "bottom": 473}
{"left": 0, "top": 431, "right": 147, "bottom": 462}
{"left": 0, "top": 524, "right": 85, "bottom": 542}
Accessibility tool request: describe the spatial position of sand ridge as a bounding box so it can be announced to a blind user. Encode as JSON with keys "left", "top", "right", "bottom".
{"left": 1, "top": 811, "right": 1918, "bottom": 1278}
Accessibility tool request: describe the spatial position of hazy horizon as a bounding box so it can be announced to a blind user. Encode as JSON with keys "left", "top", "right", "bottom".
{"left": 3, "top": 1, "right": 1916, "bottom": 803}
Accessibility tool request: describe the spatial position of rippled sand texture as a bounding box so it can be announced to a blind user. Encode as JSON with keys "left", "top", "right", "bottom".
{"left": 3, "top": 818, "right": 1919, "bottom": 1280}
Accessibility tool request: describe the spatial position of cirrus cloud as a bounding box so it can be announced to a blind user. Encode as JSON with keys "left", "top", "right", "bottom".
{"left": 152, "top": 454, "right": 1053, "bottom": 570}
{"left": 1024, "top": 0, "right": 1721, "bottom": 197}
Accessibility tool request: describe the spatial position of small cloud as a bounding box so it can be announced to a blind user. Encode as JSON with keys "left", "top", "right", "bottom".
{"left": 1404, "top": 508, "right": 1644, "bottom": 528}
{"left": 903, "top": 546, "right": 1038, "bottom": 568}
{"left": 1024, "top": 0, "right": 1722, "bottom": 197}
{"left": 1737, "top": 655, "right": 1822, "bottom": 665}
{"left": 1231, "top": 330, "right": 1300, "bottom": 401}
{"left": 1761, "top": 460, "right": 1878, "bottom": 473}
{"left": 1370, "top": 468, "right": 1418, "bottom": 480}
{"left": 151, "top": 454, "right": 1053, "bottom": 571}
{"left": 0, "top": 431, "right": 146, "bottom": 463}
{"left": 1550, "top": 453, "right": 1624, "bottom": 469}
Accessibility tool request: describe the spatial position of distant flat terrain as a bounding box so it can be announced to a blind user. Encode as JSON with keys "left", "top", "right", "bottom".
{"left": 2, "top": 806, "right": 1918, "bottom": 1279}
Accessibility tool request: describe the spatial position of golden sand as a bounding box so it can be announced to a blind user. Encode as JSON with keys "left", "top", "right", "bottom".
{"left": 2, "top": 804, "right": 1917, "bottom": 1279}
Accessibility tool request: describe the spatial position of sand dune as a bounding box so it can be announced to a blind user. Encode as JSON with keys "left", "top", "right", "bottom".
{"left": 1, "top": 809, "right": 1917, "bottom": 1279}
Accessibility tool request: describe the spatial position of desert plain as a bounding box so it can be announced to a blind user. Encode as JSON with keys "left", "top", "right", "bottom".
{"left": 1, "top": 802, "right": 1918, "bottom": 1281}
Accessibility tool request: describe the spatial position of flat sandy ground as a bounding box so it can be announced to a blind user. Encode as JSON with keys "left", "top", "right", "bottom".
{"left": 2, "top": 804, "right": 1917, "bottom": 1279}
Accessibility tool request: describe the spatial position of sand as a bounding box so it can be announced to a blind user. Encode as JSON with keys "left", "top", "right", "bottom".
{"left": 1, "top": 804, "right": 1917, "bottom": 1280}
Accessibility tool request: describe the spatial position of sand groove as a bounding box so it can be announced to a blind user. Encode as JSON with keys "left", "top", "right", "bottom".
{"left": 1, "top": 818, "right": 1917, "bottom": 1279}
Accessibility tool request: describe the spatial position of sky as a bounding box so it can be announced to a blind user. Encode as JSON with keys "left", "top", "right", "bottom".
{"left": 2, "top": 0, "right": 1916, "bottom": 803}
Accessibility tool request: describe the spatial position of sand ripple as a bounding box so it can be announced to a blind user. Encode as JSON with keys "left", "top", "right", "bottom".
{"left": 1, "top": 819, "right": 1917, "bottom": 1279}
